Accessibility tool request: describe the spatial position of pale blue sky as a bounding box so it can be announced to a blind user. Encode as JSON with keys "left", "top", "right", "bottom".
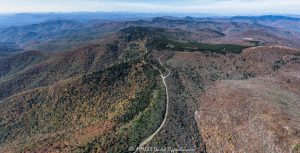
{"left": 0, "top": 0, "right": 300, "bottom": 15}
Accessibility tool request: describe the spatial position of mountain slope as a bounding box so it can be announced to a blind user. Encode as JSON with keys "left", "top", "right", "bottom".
{"left": 0, "top": 60, "right": 166, "bottom": 152}
{"left": 149, "top": 45, "right": 300, "bottom": 153}
{"left": 0, "top": 27, "right": 167, "bottom": 152}
{"left": 196, "top": 69, "right": 300, "bottom": 152}
{"left": 0, "top": 32, "right": 150, "bottom": 100}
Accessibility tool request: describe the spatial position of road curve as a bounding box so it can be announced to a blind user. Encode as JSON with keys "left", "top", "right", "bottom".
{"left": 135, "top": 54, "right": 171, "bottom": 152}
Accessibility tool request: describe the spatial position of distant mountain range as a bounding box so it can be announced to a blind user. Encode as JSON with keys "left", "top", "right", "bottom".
{"left": 1, "top": 15, "right": 300, "bottom": 53}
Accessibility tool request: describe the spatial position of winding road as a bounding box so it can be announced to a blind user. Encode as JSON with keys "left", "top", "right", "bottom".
{"left": 135, "top": 54, "right": 171, "bottom": 152}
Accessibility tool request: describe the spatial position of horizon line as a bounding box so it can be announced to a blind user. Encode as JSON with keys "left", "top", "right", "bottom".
{"left": 0, "top": 11, "right": 300, "bottom": 17}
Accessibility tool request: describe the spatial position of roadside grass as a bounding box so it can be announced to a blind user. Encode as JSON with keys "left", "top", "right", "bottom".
{"left": 292, "top": 143, "right": 300, "bottom": 153}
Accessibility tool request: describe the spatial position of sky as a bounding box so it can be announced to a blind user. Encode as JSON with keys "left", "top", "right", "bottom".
{"left": 0, "top": 0, "right": 300, "bottom": 15}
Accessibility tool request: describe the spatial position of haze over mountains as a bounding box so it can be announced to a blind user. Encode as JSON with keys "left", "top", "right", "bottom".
{"left": 0, "top": 13, "right": 300, "bottom": 153}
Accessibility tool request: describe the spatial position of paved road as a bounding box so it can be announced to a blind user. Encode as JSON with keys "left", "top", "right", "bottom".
{"left": 135, "top": 54, "right": 171, "bottom": 152}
